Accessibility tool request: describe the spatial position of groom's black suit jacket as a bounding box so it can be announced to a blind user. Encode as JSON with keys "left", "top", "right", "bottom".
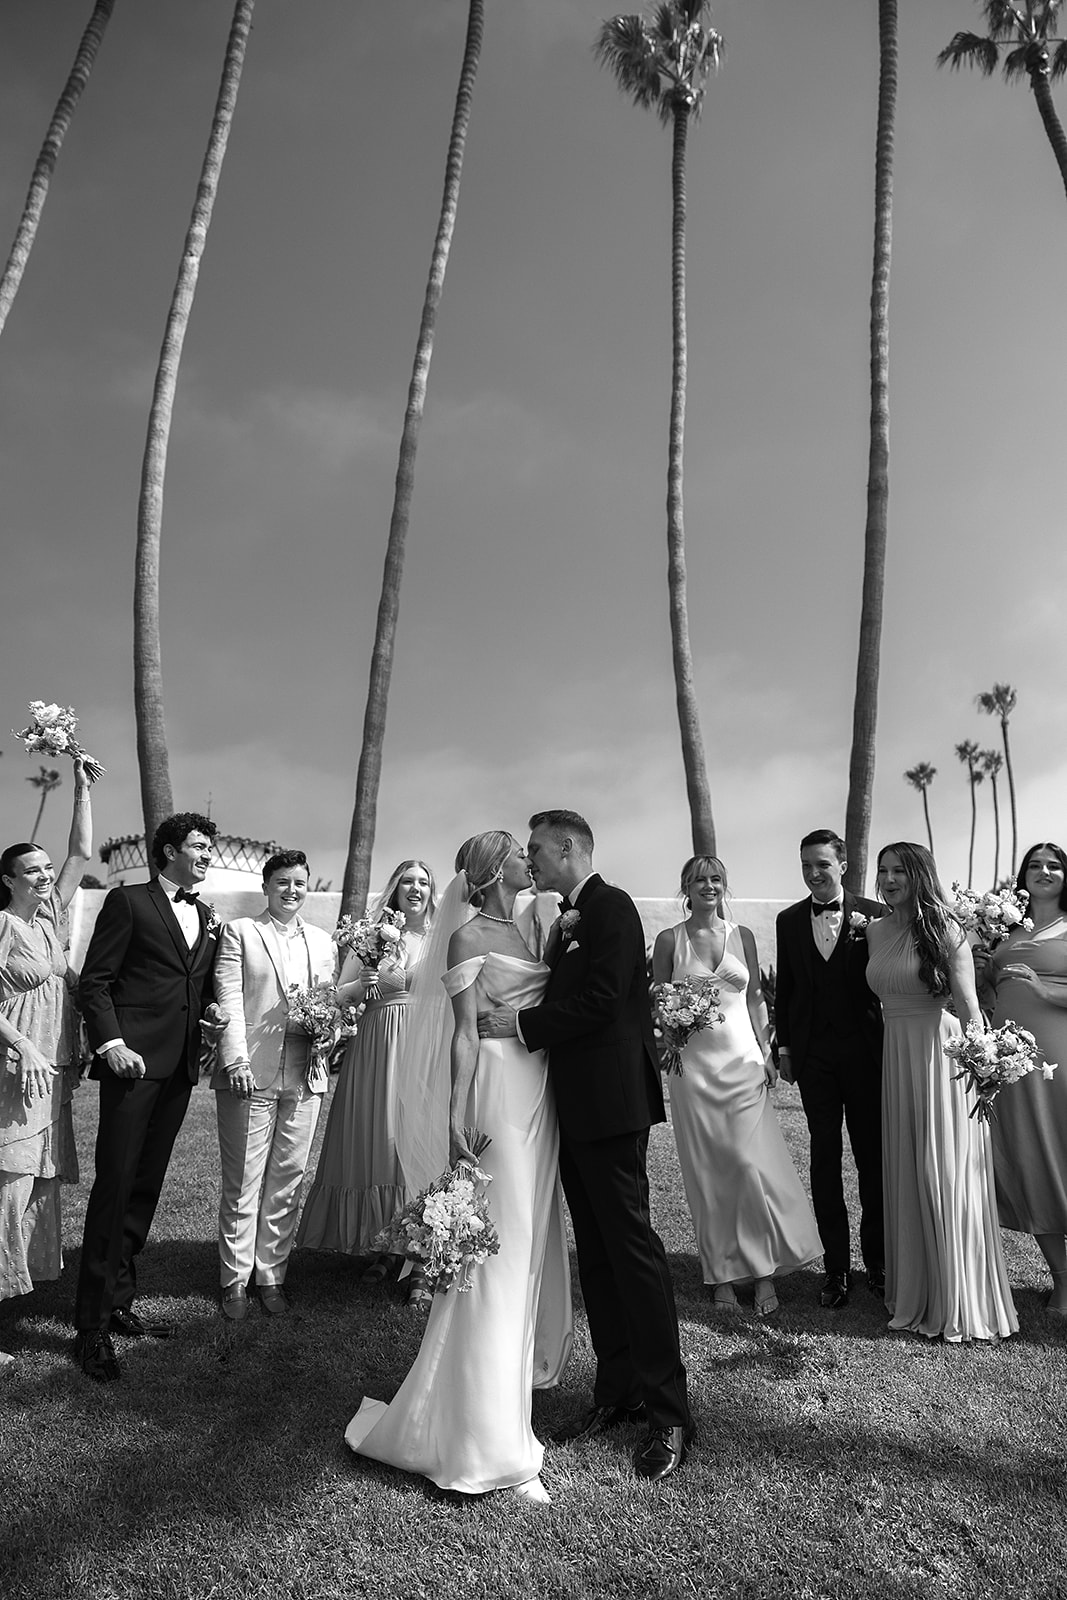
{"left": 774, "top": 889, "right": 884, "bottom": 1071}
{"left": 80, "top": 879, "right": 219, "bottom": 1082}
{"left": 518, "top": 874, "right": 664, "bottom": 1141}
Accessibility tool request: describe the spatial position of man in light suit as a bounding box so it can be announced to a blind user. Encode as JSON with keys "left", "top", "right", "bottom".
{"left": 212, "top": 849, "right": 336, "bottom": 1321}
{"left": 76, "top": 813, "right": 224, "bottom": 1380}
{"left": 775, "top": 828, "right": 885, "bottom": 1310}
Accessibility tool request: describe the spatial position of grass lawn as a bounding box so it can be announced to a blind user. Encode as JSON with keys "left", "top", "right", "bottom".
{"left": 1, "top": 1077, "right": 1065, "bottom": 1600}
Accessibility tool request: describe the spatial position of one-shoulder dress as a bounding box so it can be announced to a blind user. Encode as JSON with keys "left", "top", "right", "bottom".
{"left": 867, "top": 921, "right": 1017, "bottom": 1342}
{"left": 345, "top": 952, "right": 573, "bottom": 1493}
{"left": 667, "top": 923, "right": 820, "bottom": 1285}
{"left": 990, "top": 923, "right": 1067, "bottom": 1236}
{"left": 0, "top": 892, "right": 79, "bottom": 1299}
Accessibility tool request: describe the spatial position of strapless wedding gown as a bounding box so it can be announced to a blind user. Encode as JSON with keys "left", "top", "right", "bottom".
{"left": 345, "top": 952, "right": 572, "bottom": 1493}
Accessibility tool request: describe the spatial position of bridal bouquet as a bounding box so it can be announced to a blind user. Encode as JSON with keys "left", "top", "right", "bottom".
{"left": 286, "top": 982, "right": 359, "bottom": 1084}
{"left": 944, "top": 1019, "right": 1055, "bottom": 1122}
{"left": 12, "top": 700, "right": 105, "bottom": 782}
{"left": 374, "top": 1129, "right": 500, "bottom": 1294}
{"left": 652, "top": 976, "right": 725, "bottom": 1076}
{"left": 333, "top": 907, "right": 406, "bottom": 968}
{"left": 951, "top": 883, "right": 1032, "bottom": 952}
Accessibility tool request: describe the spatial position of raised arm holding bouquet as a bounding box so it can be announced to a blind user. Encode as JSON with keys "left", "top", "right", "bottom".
{"left": 0, "top": 759, "right": 92, "bottom": 1369}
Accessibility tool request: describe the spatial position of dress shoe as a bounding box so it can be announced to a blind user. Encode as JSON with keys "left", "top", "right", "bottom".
{"left": 819, "top": 1271, "right": 851, "bottom": 1309}
{"left": 553, "top": 1401, "right": 645, "bottom": 1444}
{"left": 73, "top": 1330, "right": 120, "bottom": 1382}
{"left": 633, "top": 1422, "right": 694, "bottom": 1482}
{"left": 221, "top": 1286, "right": 250, "bottom": 1323}
{"left": 866, "top": 1264, "right": 886, "bottom": 1297}
{"left": 109, "top": 1306, "right": 175, "bottom": 1339}
{"left": 259, "top": 1285, "right": 289, "bottom": 1317}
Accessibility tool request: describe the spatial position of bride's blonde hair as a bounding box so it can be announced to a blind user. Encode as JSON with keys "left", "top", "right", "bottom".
{"left": 455, "top": 831, "right": 513, "bottom": 907}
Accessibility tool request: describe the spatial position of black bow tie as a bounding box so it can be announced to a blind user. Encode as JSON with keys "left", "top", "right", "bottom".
{"left": 812, "top": 899, "right": 841, "bottom": 916}
{"left": 175, "top": 886, "right": 200, "bottom": 905}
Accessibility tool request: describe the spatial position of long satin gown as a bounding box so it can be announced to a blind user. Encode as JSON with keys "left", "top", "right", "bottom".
{"left": 991, "top": 923, "right": 1067, "bottom": 1235}
{"left": 345, "top": 953, "right": 572, "bottom": 1494}
{"left": 668, "top": 923, "right": 819, "bottom": 1285}
{"left": 867, "top": 921, "right": 1017, "bottom": 1342}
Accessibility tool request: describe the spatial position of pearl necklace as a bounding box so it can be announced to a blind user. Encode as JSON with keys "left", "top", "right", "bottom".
{"left": 477, "top": 910, "right": 515, "bottom": 926}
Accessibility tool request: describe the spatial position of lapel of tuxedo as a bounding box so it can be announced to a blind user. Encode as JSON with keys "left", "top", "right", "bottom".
{"left": 796, "top": 899, "right": 817, "bottom": 983}
{"left": 254, "top": 912, "right": 287, "bottom": 994}
{"left": 149, "top": 879, "right": 194, "bottom": 968}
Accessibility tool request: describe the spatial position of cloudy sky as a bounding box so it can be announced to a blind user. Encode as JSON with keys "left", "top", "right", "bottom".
{"left": 1, "top": 0, "right": 1063, "bottom": 907}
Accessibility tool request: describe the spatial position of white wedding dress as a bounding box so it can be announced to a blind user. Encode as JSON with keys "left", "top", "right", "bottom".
{"left": 345, "top": 953, "right": 572, "bottom": 1493}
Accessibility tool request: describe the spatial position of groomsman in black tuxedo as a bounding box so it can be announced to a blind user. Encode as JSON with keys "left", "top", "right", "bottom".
{"left": 73, "top": 813, "right": 225, "bottom": 1380}
{"left": 479, "top": 810, "right": 691, "bottom": 1482}
{"left": 775, "top": 829, "right": 885, "bottom": 1309}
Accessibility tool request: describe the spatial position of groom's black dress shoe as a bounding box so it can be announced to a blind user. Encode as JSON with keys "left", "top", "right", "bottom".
{"left": 633, "top": 1422, "right": 694, "bottom": 1482}
{"left": 865, "top": 1264, "right": 886, "bottom": 1298}
{"left": 553, "top": 1402, "right": 645, "bottom": 1444}
{"left": 109, "top": 1306, "right": 175, "bottom": 1339}
{"left": 818, "top": 1271, "right": 851, "bottom": 1309}
{"left": 73, "top": 1330, "right": 120, "bottom": 1382}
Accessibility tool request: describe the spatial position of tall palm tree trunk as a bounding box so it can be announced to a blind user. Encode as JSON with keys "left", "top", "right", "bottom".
{"left": 845, "top": 0, "right": 896, "bottom": 894}
{"left": 30, "top": 791, "right": 49, "bottom": 845}
{"left": 967, "top": 773, "right": 978, "bottom": 891}
{"left": 989, "top": 774, "right": 1001, "bottom": 886}
{"left": 341, "top": 0, "right": 484, "bottom": 916}
{"left": 667, "top": 101, "right": 714, "bottom": 857}
{"left": 1029, "top": 52, "right": 1067, "bottom": 199}
{"left": 1001, "top": 714, "right": 1018, "bottom": 876}
{"left": 921, "top": 788, "right": 934, "bottom": 854}
{"left": 134, "top": 0, "right": 254, "bottom": 843}
{"left": 0, "top": 0, "right": 116, "bottom": 338}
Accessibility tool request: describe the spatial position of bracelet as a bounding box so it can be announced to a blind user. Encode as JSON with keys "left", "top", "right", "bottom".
{"left": 225, "top": 1061, "right": 251, "bottom": 1076}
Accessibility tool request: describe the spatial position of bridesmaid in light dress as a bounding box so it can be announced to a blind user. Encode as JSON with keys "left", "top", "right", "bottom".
{"left": 989, "top": 842, "right": 1067, "bottom": 1316}
{"left": 651, "top": 857, "right": 819, "bottom": 1316}
{"left": 866, "top": 842, "right": 1016, "bottom": 1343}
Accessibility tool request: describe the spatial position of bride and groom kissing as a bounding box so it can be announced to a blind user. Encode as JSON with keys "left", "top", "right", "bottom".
{"left": 345, "top": 809, "right": 691, "bottom": 1504}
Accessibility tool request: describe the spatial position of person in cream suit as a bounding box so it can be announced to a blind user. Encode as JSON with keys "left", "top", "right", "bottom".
{"left": 212, "top": 849, "right": 336, "bottom": 1320}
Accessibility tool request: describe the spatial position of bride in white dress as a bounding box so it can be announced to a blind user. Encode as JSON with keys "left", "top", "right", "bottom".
{"left": 345, "top": 832, "right": 572, "bottom": 1503}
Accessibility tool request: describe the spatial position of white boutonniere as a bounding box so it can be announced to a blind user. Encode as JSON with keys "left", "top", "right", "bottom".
{"left": 204, "top": 902, "right": 221, "bottom": 935}
{"left": 848, "top": 911, "right": 870, "bottom": 942}
{"left": 559, "top": 909, "right": 580, "bottom": 939}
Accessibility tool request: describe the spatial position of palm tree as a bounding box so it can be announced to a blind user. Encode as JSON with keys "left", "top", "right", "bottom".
{"left": 27, "top": 767, "right": 62, "bottom": 844}
{"left": 980, "top": 748, "right": 1005, "bottom": 884}
{"left": 844, "top": 0, "right": 898, "bottom": 895}
{"left": 956, "top": 739, "right": 984, "bottom": 889}
{"left": 976, "top": 682, "right": 1019, "bottom": 874}
{"left": 134, "top": 0, "right": 255, "bottom": 844}
{"left": 938, "top": 2, "right": 1067, "bottom": 201}
{"left": 594, "top": 1, "right": 722, "bottom": 859}
{"left": 904, "top": 761, "right": 937, "bottom": 853}
{"left": 0, "top": 0, "right": 116, "bottom": 338}
{"left": 341, "top": 1, "right": 484, "bottom": 916}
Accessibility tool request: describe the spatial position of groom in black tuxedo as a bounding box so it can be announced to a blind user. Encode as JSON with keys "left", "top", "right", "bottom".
{"left": 479, "top": 810, "right": 691, "bottom": 1482}
{"left": 73, "top": 813, "right": 224, "bottom": 1380}
{"left": 775, "top": 828, "right": 885, "bottom": 1309}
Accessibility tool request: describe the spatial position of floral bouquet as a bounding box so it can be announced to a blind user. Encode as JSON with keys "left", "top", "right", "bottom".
{"left": 286, "top": 982, "right": 359, "bottom": 1086}
{"left": 333, "top": 906, "right": 406, "bottom": 970}
{"left": 951, "top": 883, "right": 1032, "bottom": 953}
{"left": 374, "top": 1128, "right": 500, "bottom": 1294}
{"left": 652, "top": 975, "right": 725, "bottom": 1076}
{"left": 12, "top": 700, "right": 105, "bottom": 782}
{"left": 944, "top": 1019, "right": 1055, "bottom": 1122}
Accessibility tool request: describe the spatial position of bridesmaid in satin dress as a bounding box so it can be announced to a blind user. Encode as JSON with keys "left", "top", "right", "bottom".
{"left": 652, "top": 857, "right": 819, "bottom": 1316}
{"left": 989, "top": 842, "right": 1067, "bottom": 1317}
{"left": 866, "top": 842, "right": 1016, "bottom": 1343}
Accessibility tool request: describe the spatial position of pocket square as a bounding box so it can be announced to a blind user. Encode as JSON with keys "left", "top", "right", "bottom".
{"left": 565, "top": 940, "right": 580, "bottom": 954}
